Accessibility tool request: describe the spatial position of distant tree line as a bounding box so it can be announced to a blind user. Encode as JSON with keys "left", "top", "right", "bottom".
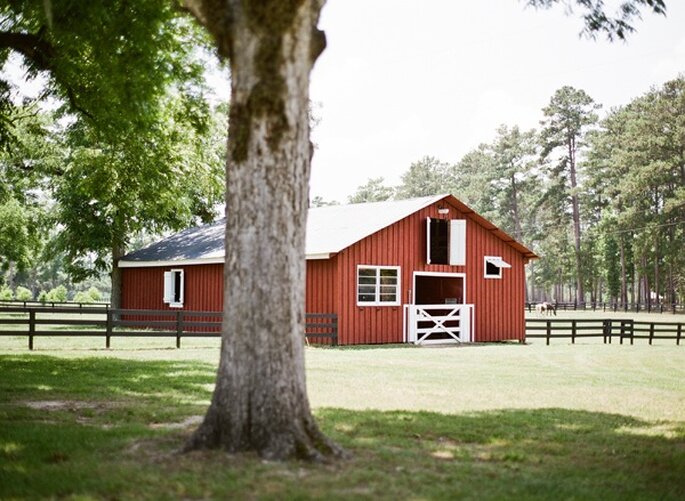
{"left": 335, "top": 78, "right": 685, "bottom": 305}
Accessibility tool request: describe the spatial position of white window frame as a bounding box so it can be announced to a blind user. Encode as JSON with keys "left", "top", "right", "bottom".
{"left": 163, "top": 269, "right": 185, "bottom": 307}
{"left": 483, "top": 256, "right": 510, "bottom": 279}
{"left": 356, "top": 265, "right": 401, "bottom": 306}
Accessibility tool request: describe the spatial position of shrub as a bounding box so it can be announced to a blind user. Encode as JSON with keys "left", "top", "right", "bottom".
{"left": 0, "top": 287, "right": 13, "bottom": 301}
{"left": 73, "top": 291, "right": 94, "bottom": 303}
{"left": 46, "top": 285, "right": 68, "bottom": 303}
{"left": 15, "top": 286, "right": 33, "bottom": 301}
{"left": 37, "top": 290, "right": 48, "bottom": 303}
{"left": 87, "top": 286, "right": 102, "bottom": 302}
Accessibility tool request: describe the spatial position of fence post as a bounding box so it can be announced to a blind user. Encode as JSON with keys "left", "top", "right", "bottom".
{"left": 332, "top": 315, "right": 338, "bottom": 346}
{"left": 546, "top": 320, "right": 551, "bottom": 346}
{"left": 649, "top": 323, "right": 654, "bottom": 345}
{"left": 602, "top": 319, "right": 610, "bottom": 344}
{"left": 28, "top": 309, "right": 35, "bottom": 350}
{"left": 106, "top": 309, "right": 112, "bottom": 349}
{"left": 571, "top": 320, "right": 576, "bottom": 344}
{"left": 176, "top": 311, "right": 183, "bottom": 349}
{"left": 677, "top": 324, "right": 682, "bottom": 346}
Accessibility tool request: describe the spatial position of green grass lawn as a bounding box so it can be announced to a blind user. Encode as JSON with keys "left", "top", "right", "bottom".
{"left": 1, "top": 334, "right": 684, "bottom": 499}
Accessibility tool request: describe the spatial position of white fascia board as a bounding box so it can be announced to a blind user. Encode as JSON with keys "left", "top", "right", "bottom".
{"left": 120, "top": 253, "right": 332, "bottom": 268}
{"left": 305, "top": 253, "right": 331, "bottom": 260}
{"left": 118, "top": 257, "right": 224, "bottom": 268}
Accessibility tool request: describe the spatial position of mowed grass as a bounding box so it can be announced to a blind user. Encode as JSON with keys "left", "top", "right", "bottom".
{"left": 0, "top": 333, "right": 684, "bottom": 499}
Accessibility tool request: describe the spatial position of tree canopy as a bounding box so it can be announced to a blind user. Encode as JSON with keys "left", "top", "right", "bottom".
{"left": 0, "top": 1, "right": 226, "bottom": 302}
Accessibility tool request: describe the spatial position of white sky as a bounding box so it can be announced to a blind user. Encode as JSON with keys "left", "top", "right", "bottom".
{"left": 309, "top": 0, "right": 685, "bottom": 203}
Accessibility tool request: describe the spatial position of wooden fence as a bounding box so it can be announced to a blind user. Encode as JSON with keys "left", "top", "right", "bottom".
{"left": 0, "top": 299, "right": 111, "bottom": 309}
{"left": 526, "top": 318, "right": 684, "bottom": 345}
{"left": 0, "top": 306, "right": 337, "bottom": 349}
{"left": 526, "top": 301, "right": 685, "bottom": 315}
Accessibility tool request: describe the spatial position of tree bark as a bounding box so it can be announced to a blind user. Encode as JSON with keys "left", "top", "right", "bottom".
{"left": 653, "top": 232, "right": 659, "bottom": 305}
{"left": 510, "top": 173, "right": 528, "bottom": 302}
{"left": 183, "top": 0, "right": 342, "bottom": 461}
{"left": 110, "top": 244, "right": 125, "bottom": 310}
{"left": 567, "top": 134, "right": 584, "bottom": 303}
{"left": 619, "top": 237, "right": 627, "bottom": 304}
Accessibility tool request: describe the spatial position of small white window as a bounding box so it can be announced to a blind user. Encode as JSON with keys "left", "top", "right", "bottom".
{"left": 163, "top": 269, "right": 184, "bottom": 307}
{"left": 484, "top": 256, "right": 511, "bottom": 279}
{"left": 357, "top": 266, "right": 400, "bottom": 306}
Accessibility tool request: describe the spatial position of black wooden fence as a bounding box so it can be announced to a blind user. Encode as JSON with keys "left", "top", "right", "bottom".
{"left": 526, "top": 301, "right": 685, "bottom": 315}
{"left": 0, "top": 306, "right": 337, "bottom": 349}
{"left": 526, "top": 318, "right": 684, "bottom": 345}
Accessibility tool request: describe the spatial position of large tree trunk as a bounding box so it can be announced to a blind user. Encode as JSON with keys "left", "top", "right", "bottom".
{"left": 183, "top": 0, "right": 342, "bottom": 461}
{"left": 110, "top": 244, "right": 125, "bottom": 310}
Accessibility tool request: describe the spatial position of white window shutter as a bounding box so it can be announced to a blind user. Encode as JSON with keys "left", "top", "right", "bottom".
{"left": 449, "top": 219, "right": 466, "bottom": 266}
{"left": 163, "top": 271, "right": 173, "bottom": 303}
{"left": 426, "top": 217, "right": 432, "bottom": 264}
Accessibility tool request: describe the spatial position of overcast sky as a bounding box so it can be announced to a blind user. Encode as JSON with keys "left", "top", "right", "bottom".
{"left": 308, "top": 0, "right": 685, "bottom": 203}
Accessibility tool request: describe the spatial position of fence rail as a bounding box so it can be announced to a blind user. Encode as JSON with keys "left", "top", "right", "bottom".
{"left": 0, "top": 306, "right": 337, "bottom": 349}
{"left": 526, "top": 301, "right": 685, "bottom": 315}
{"left": 0, "top": 299, "right": 111, "bottom": 310}
{"left": 526, "top": 318, "right": 683, "bottom": 345}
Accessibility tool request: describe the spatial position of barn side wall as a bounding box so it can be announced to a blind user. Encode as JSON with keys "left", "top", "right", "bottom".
{"left": 121, "top": 264, "right": 223, "bottom": 311}
{"left": 123, "top": 261, "right": 339, "bottom": 314}
{"left": 335, "top": 200, "right": 527, "bottom": 344}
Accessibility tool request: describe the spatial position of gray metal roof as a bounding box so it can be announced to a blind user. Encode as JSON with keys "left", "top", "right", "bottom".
{"left": 121, "top": 218, "right": 225, "bottom": 263}
{"left": 120, "top": 195, "right": 444, "bottom": 266}
{"left": 119, "top": 194, "right": 537, "bottom": 267}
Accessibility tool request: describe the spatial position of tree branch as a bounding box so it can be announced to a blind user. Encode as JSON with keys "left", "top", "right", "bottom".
{"left": 0, "top": 30, "right": 55, "bottom": 70}
{"left": 0, "top": 30, "right": 94, "bottom": 120}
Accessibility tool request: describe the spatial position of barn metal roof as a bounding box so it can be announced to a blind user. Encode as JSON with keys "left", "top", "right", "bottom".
{"left": 120, "top": 218, "right": 225, "bottom": 266}
{"left": 119, "top": 194, "right": 537, "bottom": 267}
{"left": 305, "top": 194, "right": 445, "bottom": 257}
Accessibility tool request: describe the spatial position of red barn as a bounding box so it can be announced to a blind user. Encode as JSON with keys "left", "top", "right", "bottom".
{"left": 119, "top": 194, "right": 537, "bottom": 344}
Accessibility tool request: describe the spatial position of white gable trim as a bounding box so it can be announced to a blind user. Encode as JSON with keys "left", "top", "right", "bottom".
{"left": 119, "top": 253, "right": 333, "bottom": 268}
{"left": 119, "top": 257, "right": 224, "bottom": 268}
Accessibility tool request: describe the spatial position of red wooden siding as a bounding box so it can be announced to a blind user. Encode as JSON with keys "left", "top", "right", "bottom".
{"left": 305, "top": 257, "right": 339, "bottom": 315}
{"left": 121, "top": 264, "right": 223, "bottom": 311}
{"left": 304, "top": 257, "right": 339, "bottom": 344}
{"left": 334, "top": 200, "right": 526, "bottom": 344}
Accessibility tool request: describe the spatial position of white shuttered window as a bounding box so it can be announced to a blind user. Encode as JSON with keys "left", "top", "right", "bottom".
{"left": 427, "top": 217, "right": 467, "bottom": 266}
{"left": 163, "top": 269, "right": 184, "bottom": 307}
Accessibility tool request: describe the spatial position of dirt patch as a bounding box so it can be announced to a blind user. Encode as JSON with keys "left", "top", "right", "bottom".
{"left": 149, "top": 415, "right": 204, "bottom": 430}
{"left": 23, "top": 400, "right": 103, "bottom": 411}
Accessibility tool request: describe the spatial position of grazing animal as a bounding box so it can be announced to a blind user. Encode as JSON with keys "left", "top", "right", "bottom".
{"left": 535, "top": 302, "right": 557, "bottom": 316}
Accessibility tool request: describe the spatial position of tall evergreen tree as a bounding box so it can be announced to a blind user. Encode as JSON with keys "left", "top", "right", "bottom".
{"left": 539, "top": 86, "right": 600, "bottom": 303}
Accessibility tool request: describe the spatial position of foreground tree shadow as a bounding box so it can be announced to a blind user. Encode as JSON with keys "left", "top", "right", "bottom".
{"left": 1, "top": 355, "right": 683, "bottom": 499}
